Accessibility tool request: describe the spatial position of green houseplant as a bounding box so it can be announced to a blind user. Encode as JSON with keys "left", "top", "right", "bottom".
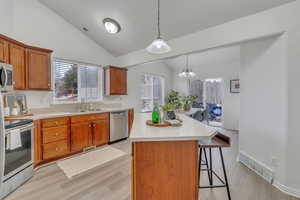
{"left": 165, "top": 90, "right": 182, "bottom": 110}
{"left": 181, "top": 95, "right": 198, "bottom": 111}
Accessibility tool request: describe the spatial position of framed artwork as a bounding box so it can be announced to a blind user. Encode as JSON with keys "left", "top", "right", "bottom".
{"left": 230, "top": 79, "right": 240, "bottom": 93}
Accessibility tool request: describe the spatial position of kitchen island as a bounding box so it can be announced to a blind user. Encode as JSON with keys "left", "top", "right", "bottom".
{"left": 130, "top": 113, "right": 217, "bottom": 200}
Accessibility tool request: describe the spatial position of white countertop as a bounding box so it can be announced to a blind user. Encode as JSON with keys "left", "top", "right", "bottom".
{"left": 11, "top": 107, "right": 133, "bottom": 120}
{"left": 129, "top": 113, "right": 217, "bottom": 142}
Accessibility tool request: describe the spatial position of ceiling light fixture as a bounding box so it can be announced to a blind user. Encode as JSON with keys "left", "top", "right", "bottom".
{"left": 146, "top": 0, "right": 171, "bottom": 54}
{"left": 178, "top": 55, "right": 196, "bottom": 79}
{"left": 103, "top": 18, "right": 121, "bottom": 34}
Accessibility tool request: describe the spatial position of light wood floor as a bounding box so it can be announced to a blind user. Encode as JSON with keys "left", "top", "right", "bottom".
{"left": 5, "top": 130, "right": 299, "bottom": 200}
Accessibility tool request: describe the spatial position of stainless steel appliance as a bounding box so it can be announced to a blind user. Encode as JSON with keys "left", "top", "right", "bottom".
{"left": 109, "top": 111, "right": 128, "bottom": 143}
{"left": 0, "top": 63, "right": 13, "bottom": 91}
{"left": 0, "top": 119, "right": 34, "bottom": 199}
{"left": 0, "top": 91, "right": 34, "bottom": 199}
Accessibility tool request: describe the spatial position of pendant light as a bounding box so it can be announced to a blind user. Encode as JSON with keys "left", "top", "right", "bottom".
{"left": 178, "top": 55, "right": 196, "bottom": 78}
{"left": 146, "top": 0, "right": 171, "bottom": 54}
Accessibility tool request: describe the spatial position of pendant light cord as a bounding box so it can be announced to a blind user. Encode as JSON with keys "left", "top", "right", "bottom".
{"left": 186, "top": 55, "right": 189, "bottom": 70}
{"left": 157, "top": 0, "right": 161, "bottom": 38}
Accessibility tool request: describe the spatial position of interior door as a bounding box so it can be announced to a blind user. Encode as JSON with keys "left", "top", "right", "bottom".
{"left": 71, "top": 122, "right": 89, "bottom": 152}
{"left": 92, "top": 119, "right": 109, "bottom": 146}
{"left": 9, "top": 43, "right": 26, "bottom": 89}
{"left": 27, "top": 49, "right": 51, "bottom": 90}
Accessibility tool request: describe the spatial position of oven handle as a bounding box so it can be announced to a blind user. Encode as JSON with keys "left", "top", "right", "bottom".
{"left": 3, "top": 66, "right": 8, "bottom": 88}
{"left": 5, "top": 123, "right": 34, "bottom": 135}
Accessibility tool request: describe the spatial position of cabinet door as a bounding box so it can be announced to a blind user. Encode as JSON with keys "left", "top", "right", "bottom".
{"left": 9, "top": 43, "right": 26, "bottom": 89}
{"left": 71, "top": 122, "right": 90, "bottom": 152}
{"left": 27, "top": 49, "right": 51, "bottom": 90}
{"left": 34, "top": 120, "right": 42, "bottom": 167}
{"left": 92, "top": 119, "right": 109, "bottom": 146}
{"left": 0, "top": 39, "right": 9, "bottom": 63}
{"left": 110, "top": 67, "right": 127, "bottom": 95}
{"left": 128, "top": 109, "right": 134, "bottom": 135}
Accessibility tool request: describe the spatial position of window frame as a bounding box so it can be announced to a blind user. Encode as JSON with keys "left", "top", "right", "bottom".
{"left": 52, "top": 58, "right": 103, "bottom": 104}
{"left": 140, "top": 73, "right": 165, "bottom": 113}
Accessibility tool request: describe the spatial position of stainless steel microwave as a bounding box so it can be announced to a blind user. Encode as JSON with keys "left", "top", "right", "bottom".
{"left": 0, "top": 63, "right": 13, "bottom": 91}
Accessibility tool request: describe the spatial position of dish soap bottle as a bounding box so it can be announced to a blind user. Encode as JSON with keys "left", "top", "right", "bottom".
{"left": 152, "top": 104, "right": 160, "bottom": 124}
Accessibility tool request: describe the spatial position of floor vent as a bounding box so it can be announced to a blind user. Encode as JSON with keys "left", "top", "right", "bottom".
{"left": 238, "top": 151, "right": 274, "bottom": 184}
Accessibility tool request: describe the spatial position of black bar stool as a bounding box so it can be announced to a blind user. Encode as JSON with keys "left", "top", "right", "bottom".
{"left": 198, "top": 132, "right": 231, "bottom": 200}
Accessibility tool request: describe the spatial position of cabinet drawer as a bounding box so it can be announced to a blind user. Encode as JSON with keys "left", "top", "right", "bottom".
{"left": 42, "top": 117, "right": 69, "bottom": 128}
{"left": 71, "top": 113, "right": 109, "bottom": 123}
{"left": 43, "top": 140, "right": 69, "bottom": 160}
{"left": 43, "top": 126, "right": 68, "bottom": 144}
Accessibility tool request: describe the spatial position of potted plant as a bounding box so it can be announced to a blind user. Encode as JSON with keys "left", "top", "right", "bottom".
{"left": 181, "top": 95, "right": 198, "bottom": 111}
{"left": 165, "top": 90, "right": 182, "bottom": 111}
{"left": 162, "top": 104, "right": 176, "bottom": 121}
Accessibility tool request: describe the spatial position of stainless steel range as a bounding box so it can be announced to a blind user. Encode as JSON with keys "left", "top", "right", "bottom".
{"left": 0, "top": 94, "right": 34, "bottom": 199}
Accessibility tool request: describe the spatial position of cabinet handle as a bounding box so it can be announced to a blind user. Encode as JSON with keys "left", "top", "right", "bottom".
{"left": 93, "top": 124, "right": 96, "bottom": 127}
{"left": 56, "top": 147, "right": 59, "bottom": 151}
{"left": 55, "top": 133, "right": 59, "bottom": 136}
{"left": 12, "top": 81, "right": 15, "bottom": 85}
{"left": 89, "top": 124, "right": 91, "bottom": 127}
{"left": 55, "top": 122, "right": 58, "bottom": 125}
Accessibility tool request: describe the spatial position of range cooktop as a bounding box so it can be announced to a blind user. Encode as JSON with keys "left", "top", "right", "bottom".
{"left": 5, "top": 119, "right": 33, "bottom": 130}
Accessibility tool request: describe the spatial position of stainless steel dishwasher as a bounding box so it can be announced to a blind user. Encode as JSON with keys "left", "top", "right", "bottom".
{"left": 109, "top": 111, "right": 128, "bottom": 143}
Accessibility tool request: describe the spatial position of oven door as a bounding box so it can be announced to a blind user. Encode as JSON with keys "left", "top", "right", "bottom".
{"left": 4, "top": 124, "right": 33, "bottom": 180}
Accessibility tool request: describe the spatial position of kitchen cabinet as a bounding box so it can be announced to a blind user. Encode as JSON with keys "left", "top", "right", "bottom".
{"left": 92, "top": 119, "right": 109, "bottom": 146}
{"left": 0, "top": 34, "right": 53, "bottom": 91}
{"left": 128, "top": 109, "right": 134, "bottom": 135}
{"left": 104, "top": 66, "right": 128, "bottom": 95}
{"left": 34, "top": 113, "right": 110, "bottom": 167}
{"left": 41, "top": 117, "right": 70, "bottom": 160}
{"left": 70, "top": 113, "right": 109, "bottom": 151}
{"left": 34, "top": 120, "right": 42, "bottom": 167}
{"left": 9, "top": 43, "right": 26, "bottom": 90}
{"left": 26, "top": 48, "right": 52, "bottom": 90}
{"left": 70, "top": 122, "right": 90, "bottom": 152}
{"left": 0, "top": 38, "right": 9, "bottom": 63}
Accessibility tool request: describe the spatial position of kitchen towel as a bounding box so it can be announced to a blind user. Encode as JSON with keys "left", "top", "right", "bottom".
{"left": 8, "top": 129, "right": 22, "bottom": 150}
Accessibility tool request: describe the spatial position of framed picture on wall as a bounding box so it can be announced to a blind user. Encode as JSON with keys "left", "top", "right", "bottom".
{"left": 230, "top": 79, "right": 240, "bottom": 93}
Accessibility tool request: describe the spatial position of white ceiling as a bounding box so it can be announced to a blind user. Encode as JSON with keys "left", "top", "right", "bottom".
{"left": 39, "top": 0, "right": 293, "bottom": 56}
{"left": 164, "top": 45, "right": 240, "bottom": 75}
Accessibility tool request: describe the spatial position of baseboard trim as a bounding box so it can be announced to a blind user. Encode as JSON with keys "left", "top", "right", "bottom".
{"left": 273, "top": 181, "right": 300, "bottom": 199}
{"left": 237, "top": 152, "right": 300, "bottom": 199}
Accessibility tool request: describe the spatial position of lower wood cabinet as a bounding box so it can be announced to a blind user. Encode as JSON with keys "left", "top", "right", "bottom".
{"left": 70, "top": 113, "right": 109, "bottom": 151}
{"left": 92, "top": 119, "right": 109, "bottom": 146}
{"left": 33, "top": 113, "right": 110, "bottom": 166}
{"left": 43, "top": 140, "right": 69, "bottom": 160}
{"left": 70, "top": 122, "right": 90, "bottom": 152}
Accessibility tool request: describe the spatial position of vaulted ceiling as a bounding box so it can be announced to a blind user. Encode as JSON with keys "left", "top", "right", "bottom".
{"left": 40, "top": 0, "right": 294, "bottom": 56}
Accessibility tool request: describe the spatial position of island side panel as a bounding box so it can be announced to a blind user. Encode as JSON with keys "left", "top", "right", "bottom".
{"left": 132, "top": 141, "right": 199, "bottom": 200}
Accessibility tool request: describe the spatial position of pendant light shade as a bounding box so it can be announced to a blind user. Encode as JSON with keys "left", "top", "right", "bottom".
{"left": 146, "top": 0, "right": 171, "bottom": 54}
{"left": 178, "top": 55, "right": 196, "bottom": 79}
{"left": 146, "top": 38, "right": 171, "bottom": 54}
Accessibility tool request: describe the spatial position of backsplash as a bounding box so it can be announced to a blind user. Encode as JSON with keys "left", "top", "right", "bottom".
{"left": 17, "top": 91, "right": 128, "bottom": 110}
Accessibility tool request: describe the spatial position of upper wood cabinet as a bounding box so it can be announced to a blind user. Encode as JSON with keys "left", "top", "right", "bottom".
{"left": 104, "top": 66, "right": 128, "bottom": 95}
{"left": 0, "top": 38, "right": 9, "bottom": 63}
{"left": 0, "top": 34, "right": 53, "bottom": 91}
{"left": 27, "top": 48, "right": 51, "bottom": 90}
{"left": 9, "top": 43, "right": 26, "bottom": 90}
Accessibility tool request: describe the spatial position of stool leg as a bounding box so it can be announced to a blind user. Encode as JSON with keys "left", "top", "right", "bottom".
{"left": 219, "top": 147, "right": 231, "bottom": 200}
{"left": 203, "top": 148, "right": 212, "bottom": 185}
{"left": 209, "top": 148, "right": 213, "bottom": 186}
{"left": 198, "top": 147, "right": 202, "bottom": 186}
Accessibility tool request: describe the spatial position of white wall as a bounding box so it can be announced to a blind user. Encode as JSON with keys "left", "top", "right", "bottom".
{"left": 123, "top": 62, "right": 173, "bottom": 112}
{"left": 240, "top": 35, "right": 288, "bottom": 190}
{"left": 0, "top": 0, "right": 117, "bottom": 108}
{"left": 172, "top": 59, "right": 240, "bottom": 131}
{"left": 116, "top": 1, "right": 300, "bottom": 196}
